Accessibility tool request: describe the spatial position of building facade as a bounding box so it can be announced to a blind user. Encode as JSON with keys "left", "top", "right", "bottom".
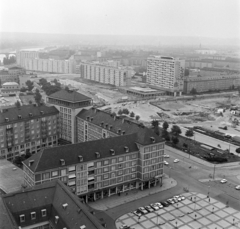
{"left": 183, "top": 75, "right": 240, "bottom": 94}
{"left": 1, "top": 82, "right": 20, "bottom": 96}
{"left": 146, "top": 55, "right": 185, "bottom": 96}
{"left": 80, "top": 61, "right": 133, "bottom": 87}
{"left": 23, "top": 129, "right": 164, "bottom": 203}
{"left": 0, "top": 104, "right": 59, "bottom": 160}
{"left": 46, "top": 90, "right": 92, "bottom": 144}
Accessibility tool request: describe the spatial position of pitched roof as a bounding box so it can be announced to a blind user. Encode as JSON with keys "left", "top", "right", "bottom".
{"left": 77, "top": 108, "right": 164, "bottom": 145}
{"left": 24, "top": 133, "right": 139, "bottom": 172}
{"left": 48, "top": 89, "right": 92, "bottom": 102}
{"left": 0, "top": 104, "right": 58, "bottom": 125}
{"left": 2, "top": 180, "right": 106, "bottom": 229}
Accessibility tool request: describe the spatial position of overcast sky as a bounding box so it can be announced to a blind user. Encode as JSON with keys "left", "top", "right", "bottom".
{"left": 0, "top": 0, "right": 239, "bottom": 38}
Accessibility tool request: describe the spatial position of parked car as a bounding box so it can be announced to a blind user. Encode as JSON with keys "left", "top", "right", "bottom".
{"left": 164, "top": 161, "right": 169, "bottom": 165}
{"left": 161, "top": 201, "right": 170, "bottom": 207}
{"left": 138, "top": 207, "right": 148, "bottom": 215}
{"left": 132, "top": 210, "right": 142, "bottom": 217}
{"left": 119, "top": 224, "right": 131, "bottom": 229}
{"left": 155, "top": 202, "right": 163, "bottom": 208}
{"left": 163, "top": 154, "right": 170, "bottom": 158}
{"left": 235, "top": 185, "right": 240, "bottom": 190}
{"left": 145, "top": 205, "right": 154, "bottom": 212}
{"left": 167, "top": 199, "right": 174, "bottom": 204}
{"left": 220, "top": 179, "right": 227, "bottom": 184}
{"left": 174, "top": 159, "right": 180, "bottom": 163}
{"left": 150, "top": 203, "right": 160, "bottom": 210}
{"left": 179, "top": 195, "right": 185, "bottom": 200}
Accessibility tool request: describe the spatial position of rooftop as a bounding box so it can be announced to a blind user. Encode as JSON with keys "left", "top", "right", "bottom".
{"left": 2, "top": 180, "right": 106, "bottom": 229}
{"left": 129, "top": 86, "right": 158, "bottom": 93}
{"left": 0, "top": 104, "right": 58, "bottom": 125}
{"left": 48, "top": 89, "right": 92, "bottom": 103}
{"left": 2, "top": 82, "right": 19, "bottom": 86}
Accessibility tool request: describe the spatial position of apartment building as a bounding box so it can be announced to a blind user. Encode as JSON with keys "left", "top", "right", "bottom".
{"left": 0, "top": 104, "right": 59, "bottom": 160}
{"left": 147, "top": 55, "right": 185, "bottom": 96}
{"left": 46, "top": 90, "right": 92, "bottom": 144}
{"left": 183, "top": 75, "right": 240, "bottom": 94}
{"left": 23, "top": 129, "right": 164, "bottom": 203}
{"left": 17, "top": 50, "right": 39, "bottom": 67}
{"left": 80, "top": 61, "right": 132, "bottom": 86}
{"left": 2, "top": 180, "right": 106, "bottom": 229}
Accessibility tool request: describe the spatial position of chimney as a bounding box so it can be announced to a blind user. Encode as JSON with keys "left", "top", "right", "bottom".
{"left": 86, "top": 116, "right": 90, "bottom": 121}
{"left": 90, "top": 117, "right": 93, "bottom": 121}
{"left": 78, "top": 155, "right": 83, "bottom": 162}
{"left": 122, "top": 130, "right": 125, "bottom": 135}
{"left": 118, "top": 129, "right": 121, "bottom": 134}
{"left": 110, "top": 149, "right": 115, "bottom": 155}
{"left": 150, "top": 137, "right": 155, "bottom": 143}
{"left": 124, "top": 146, "right": 129, "bottom": 152}
{"left": 95, "top": 152, "right": 100, "bottom": 158}
{"left": 105, "top": 123, "right": 108, "bottom": 128}
{"left": 60, "top": 159, "right": 65, "bottom": 166}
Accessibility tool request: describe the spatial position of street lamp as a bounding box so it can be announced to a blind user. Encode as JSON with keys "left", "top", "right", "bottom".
{"left": 175, "top": 220, "right": 178, "bottom": 229}
{"left": 232, "top": 218, "right": 235, "bottom": 225}
{"left": 207, "top": 186, "right": 210, "bottom": 198}
{"left": 194, "top": 214, "right": 197, "bottom": 221}
{"left": 212, "top": 207, "right": 214, "bottom": 214}
{"left": 213, "top": 164, "right": 216, "bottom": 180}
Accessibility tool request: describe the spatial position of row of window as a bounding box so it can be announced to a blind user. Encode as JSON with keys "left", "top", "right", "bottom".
{"left": 20, "top": 209, "right": 47, "bottom": 223}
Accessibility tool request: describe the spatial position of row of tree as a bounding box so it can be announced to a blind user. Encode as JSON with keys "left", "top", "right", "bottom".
{"left": 1, "top": 56, "right": 16, "bottom": 65}
{"left": 39, "top": 78, "right": 62, "bottom": 95}
{"left": 117, "top": 108, "right": 140, "bottom": 120}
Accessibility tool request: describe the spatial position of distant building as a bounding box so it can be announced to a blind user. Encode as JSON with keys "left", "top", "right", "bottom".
{"left": 195, "top": 49, "right": 217, "bottom": 55}
{"left": 8, "top": 66, "right": 26, "bottom": 75}
{"left": 200, "top": 67, "right": 239, "bottom": 77}
{"left": 0, "top": 104, "right": 59, "bottom": 160}
{"left": 147, "top": 55, "right": 185, "bottom": 96}
{"left": 80, "top": 61, "right": 133, "bottom": 87}
{"left": 183, "top": 75, "right": 240, "bottom": 94}
{"left": 46, "top": 90, "right": 92, "bottom": 144}
{"left": 1, "top": 82, "right": 20, "bottom": 96}
{"left": 2, "top": 180, "right": 106, "bottom": 229}
{"left": 0, "top": 70, "right": 19, "bottom": 86}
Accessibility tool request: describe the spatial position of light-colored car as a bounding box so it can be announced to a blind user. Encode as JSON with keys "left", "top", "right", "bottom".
{"left": 163, "top": 154, "right": 170, "bottom": 158}
{"left": 235, "top": 185, "right": 240, "bottom": 190}
{"left": 155, "top": 202, "right": 163, "bottom": 208}
{"left": 150, "top": 203, "right": 159, "bottom": 210}
{"left": 138, "top": 207, "right": 148, "bottom": 215}
{"left": 220, "top": 179, "right": 227, "bottom": 184}
{"left": 164, "top": 161, "right": 169, "bottom": 165}
{"left": 174, "top": 159, "right": 180, "bottom": 163}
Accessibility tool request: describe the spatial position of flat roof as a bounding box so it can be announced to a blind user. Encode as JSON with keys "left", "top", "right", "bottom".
{"left": 129, "top": 87, "right": 158, "bottom": 92}
{"left": 0, "top": 160, "right": 24, "bottom": 193}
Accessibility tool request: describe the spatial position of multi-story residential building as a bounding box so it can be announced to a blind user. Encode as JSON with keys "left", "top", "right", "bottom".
{"left": 147, "top": 55, "right": 185, "bottom": 96}
{"left": 1, "top": 82, "right": 20, "bottom": 96}
{"left": 2, "top": 180, "right": 106, "bottom": 229}
{"left": 23, "top": 128, "right": 164, "bottom": 203}
{"left": 80, "top": 61, "right": 133, "bottom": 87}
{"left": 46, "top": 90, "right": 92, "bottom": 144}
{"left": 17, "top": 50, "right": 39, "bottom": 67}
{"left": 8, "top": 66, "right": 26, "bottom": 75}
{"left": 0, "top": 70, "right": 19, "bottom": 86}
{"left": 0, "top": 104, "right": 59, "bottom": 160}
{"left": 200, "top": 67, "right": 239, "bottom": 77}
{"left": 183, "top": 75, "right": 240, "bottom": 94}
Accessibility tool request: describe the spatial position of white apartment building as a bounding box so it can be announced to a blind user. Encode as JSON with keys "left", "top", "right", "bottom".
{"left": 80, "top": 61, "right": 133, "bottom": 87}
{"left": 17, "top": 51, "right": 39, "bottom": 67}
{"left": 147, "top": 56, "right": 185, "bottom": 96}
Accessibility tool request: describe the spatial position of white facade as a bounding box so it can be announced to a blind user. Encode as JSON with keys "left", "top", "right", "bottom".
{"left": 81, "top": 62, "right": 133, "bottom": 87}
{"left": 146, "top": 55, "right": 185, "bottom": 96}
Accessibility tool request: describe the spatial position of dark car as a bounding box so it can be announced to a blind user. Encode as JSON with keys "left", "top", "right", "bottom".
{"left": 160, "top": 201, "right": 170, "bottom": 207}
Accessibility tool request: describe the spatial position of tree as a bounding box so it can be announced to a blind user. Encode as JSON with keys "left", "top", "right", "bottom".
{"left": 34, "top": 89, "right": 42, "bottom": 105}
{"left": 13, "top": 156, "right": 23, "bottom": 166}
{"left": 172, "top": 136, "right": 179, "bottom": 145}
{"left": 26, "top": 80, "right": 34, "bottom": 91}
{"left": 161, "top": 129, "right": 170, "bottom": 141}
{"left": 130, "top": 111, "right": 135, "bottom": 117}
{"left": 162, "top": 121, "right": 169, "bottom": 130}
{"left": 151, "top": 120, "right": 159, "bottom": 128}
{"left": 65, "top": 86, "right": 70, "bottom": 91}
{"left": 112, "top": 112, "right": 116, "bottom": 117}
{"left": 118, "top": 109, "right": 123, "bottom": 115}
{"left": 122, "top": 108, "right": 130, "bottom": 115}
{"left": 29, "top": 100, "right": 33, "bottom": 104}
{"left": 135, "top": 115, "right": 140, "bottom": 121}
{"left": 185, "top": 129, "right": 194, "bottom": 139}
{"left": 171, "top": 125, "right": 182, "bottom": 136}
{"left": 20, "top": 87, "right": 28, "bottom": 92}
{"left": 25, "top": 151, "right": 31, "bottom": 159}
{"left": 190, "top": 88, "right": 197, "bottom": 95}
{"left": 15, "top": 100, "right": 21, "bottom": 108}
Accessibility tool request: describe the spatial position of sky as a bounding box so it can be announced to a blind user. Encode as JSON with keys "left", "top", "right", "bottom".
{"left": 0, "top": 0, "right": 240, "bottom": 38}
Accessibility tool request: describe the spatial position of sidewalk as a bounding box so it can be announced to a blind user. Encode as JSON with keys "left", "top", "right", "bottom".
{"left": 88, "top": 176, "right": 177, "bottom": 211}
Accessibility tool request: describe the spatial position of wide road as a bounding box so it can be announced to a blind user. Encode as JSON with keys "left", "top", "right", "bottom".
{"left": 105, "top": 147, "right": 240, "bottom": 220}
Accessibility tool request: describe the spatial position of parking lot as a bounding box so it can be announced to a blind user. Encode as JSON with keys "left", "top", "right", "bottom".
{"left": 116, "top": 192, "right": 240, "bottom": 229}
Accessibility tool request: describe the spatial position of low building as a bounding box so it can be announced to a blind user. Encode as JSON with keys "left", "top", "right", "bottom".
{"left": 183, "top": 75, "right": 240, "bottom": 94}
{"left": 8, "top": 66, "right": 26, "bottom": 75}
{"left": 2, "top": 180, "right": 106, "bottom": 229}
{"left": 22, "top": 113, "right": 165, "bottom": 202}
{"left": 0, "top": 70, "right": 19, "bottom": 86}
{"left": 0, "top": 104, "right": 59, "bottom": 160}
{"left": 125, "top": 86, "right": 165, "bottom": 99}
{"left": 1, "top": 82, "right": 20, "bottom": 96}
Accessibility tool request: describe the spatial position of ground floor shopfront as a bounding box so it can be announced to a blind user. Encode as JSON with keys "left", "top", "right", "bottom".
{"left": 79, "top": 176, "right": 163, "bottom": 203}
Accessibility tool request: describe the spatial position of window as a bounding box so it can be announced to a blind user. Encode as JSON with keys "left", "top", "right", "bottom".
{"left": 31, "top": 212, "right": 36, "bottom": 220}
{"left": 43, "top": 172, "right": 50, "bottom": 180}
{"left": 68, "top": 166, "right": 76, "bottom": 172}
{"left": 112, "top": 158, "right": 117, "bottom": 164}
{"left": 20, "top": 214, "right": 25, "bottom": 223}
{"left": 51, "top": 171, "right": 58, "bottom": 177}
{"left": 118, "top": 157, "right": 123, "bottom": 162}
{"left": 103, "top": 167, "right": 109, "bottom": 172}
{"left": 103, "top": 174, "right": 109, "bottom": 179}
{"left": 41, "top": 209, "right": 47, "bottom": 217}
{"left": 61, "top": 169, "right": 67, "bottom": 176}
{"left": 104, "top": 160, "right": 109, "bottom": 165}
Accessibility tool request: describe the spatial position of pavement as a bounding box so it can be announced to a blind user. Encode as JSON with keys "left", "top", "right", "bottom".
{"left": 88, "top": 176, "right": 177, "bottom": 211}
{"left": 116, "top": 192, "right": 240, "bottom": 229}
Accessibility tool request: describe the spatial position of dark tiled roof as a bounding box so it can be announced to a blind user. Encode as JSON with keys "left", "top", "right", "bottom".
{"left": 24, "top": 133, "right": 139, "bottom": 172}
{"left": 48, "top": 89, "right": 92, "bottom": 102}
{"left": 77, "top": 108, "right": 164, "bottom": 145}
{"left": 0, "top": 104, "right": 58, "bottom": 125}
{"left": 2, "top": 180, "right": 105, "bottom": 229}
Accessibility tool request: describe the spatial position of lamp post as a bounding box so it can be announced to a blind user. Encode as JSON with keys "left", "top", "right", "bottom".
{"left": 207, "top": 186, "right": 210, "bottom": 198}
{"left": 175, "top": 220, "right": 178, "bottom": 229}
{"left": 213, "top": 164, "right": 216, "bottom": 180}
{"left": 212, "top": 207, "right": 214, "bottom": 214}
{"left": 232, "top": 218, "right": 235, "bottom": 225}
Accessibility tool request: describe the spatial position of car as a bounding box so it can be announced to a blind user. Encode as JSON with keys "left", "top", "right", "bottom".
{"left": 235, "top": 185, "right": 240, "bottom": 190}
{"left": 150, "top": 203, "right": 159, "bottom": 210}
{"left": 164, "top": 161, "right": 169, "bottom": 165}
{"left": 172, "top": 197, "right": 179, "bottom": 203}
{"left": 155, "top": 202, "right": 163, "bottom": 208}
{"left": 163, "top": 154, "right": 170, "bottom": 158}
{"left": 119, "top": 224, "right": 131, "bottom": 229}
{"left": 179, "top": 195, "right": 185, "bottom": 200}
{"left": 160, "top": 201, "right": 170, "bottom": 207}
{"left": 220, "top": 179, "right": 227, "bottom": 184}
{"left": 174, "top": 159, "right": 180, "bottom": 163}
{"left": 173, "top": 195, "right": 182, "bottom": 201}
{"left": 145, "top": 205, "right": 154, "bottom": 212}
{"left": 138, "top": 207, "right": 148, "bottom": 215}
{"left": 132, "top": 210, "right": 142, "bottom": 217}
{"left": 167, "top": 199, "right": 175, "bottom": 204}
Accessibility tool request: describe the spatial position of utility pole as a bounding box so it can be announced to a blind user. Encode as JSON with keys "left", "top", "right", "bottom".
{"left": 213, "top": 164, "right": 216, "bottom": 180}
